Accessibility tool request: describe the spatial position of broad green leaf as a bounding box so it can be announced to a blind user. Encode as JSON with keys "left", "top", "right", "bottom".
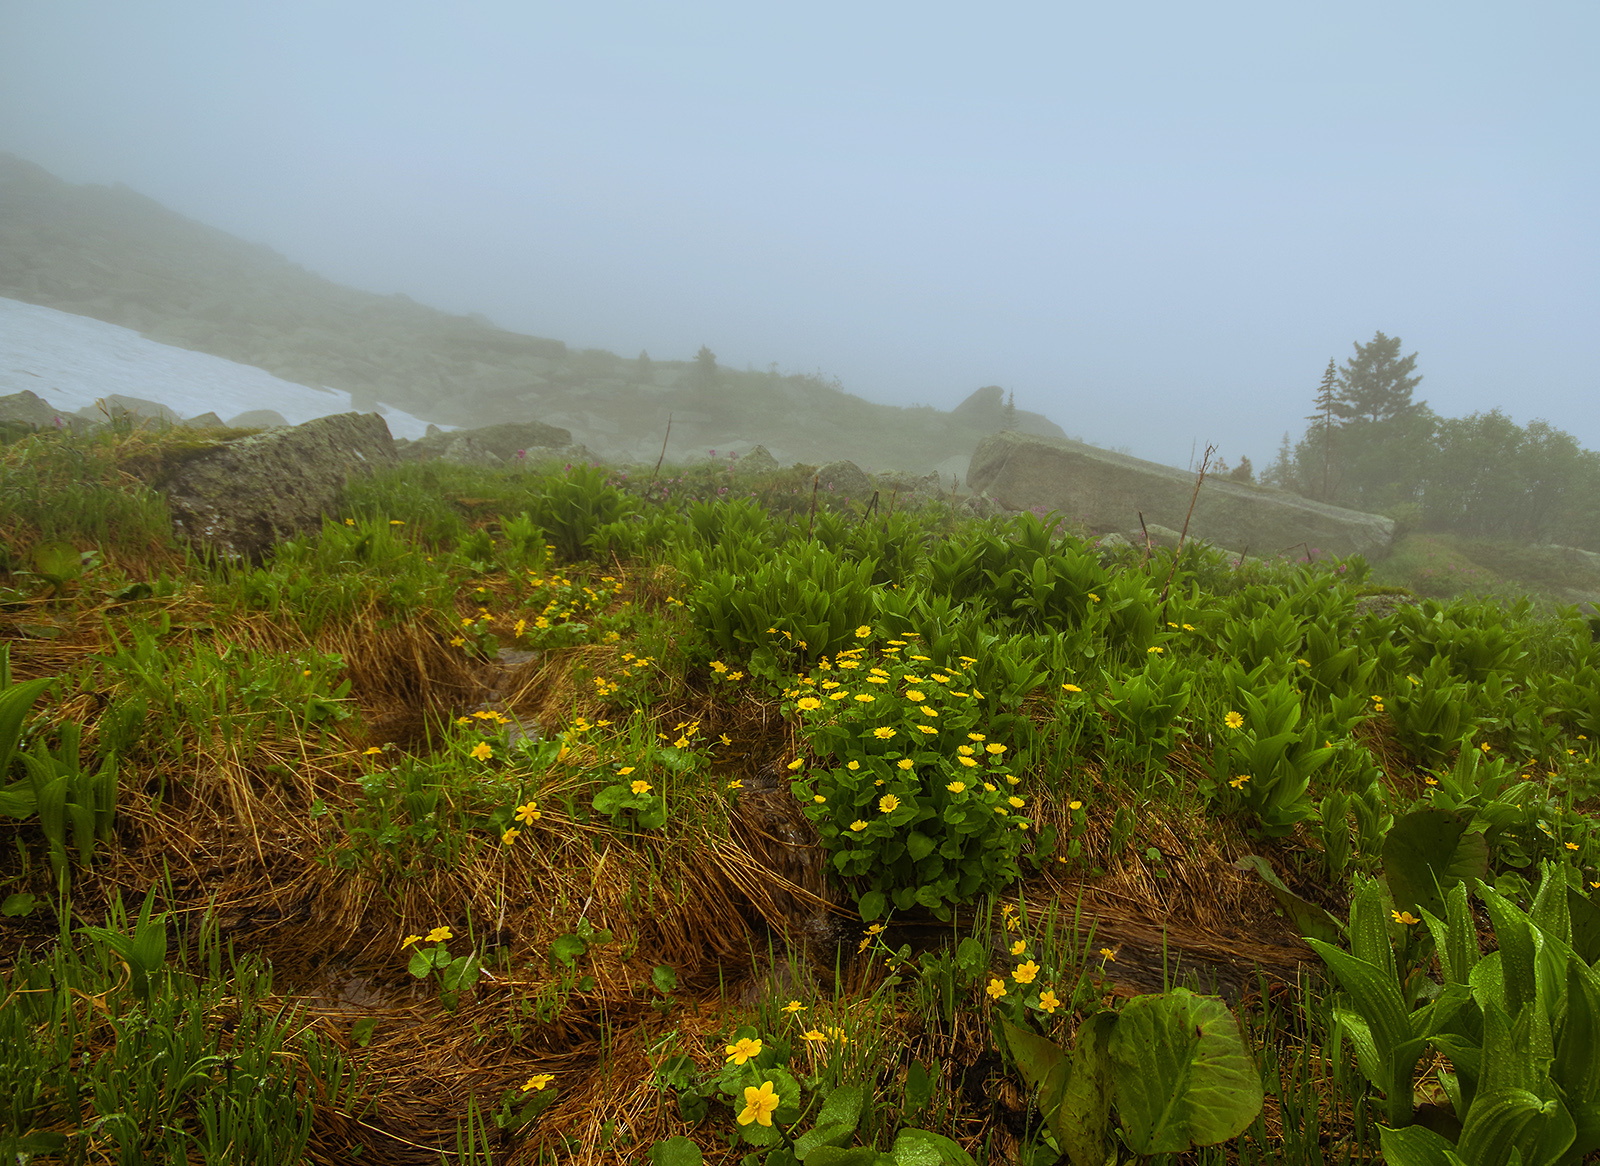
{"left": 857, "top": 890, "right": 887, "bottom": 921}
{"left": 890, "top": 1129, "right": 976, "bottom": 1166}
{"left": 1000, "top": 1019, "right": 1066, "bottom": 1097}
{"left": 647, "top": 1136, "right": 703, "bottom": 1166}
{"left": 1107, "top": 988, "right": 1263, "bottom": 1153}
{"left": 1457, "top": 1088, "right": 1574, "bottom": 1166}
{"left": 1056, "top": 1010, "right": 1116, "bottom": 1166}
{"left": 1383, "top": 809, "right": 1488, "bottom": 920}
{"left": 1234, "top": 855, "right": 1344, "bottom": 944}
{"left": 1378, "top": 1123, "right": 1467, "bottom": 1166}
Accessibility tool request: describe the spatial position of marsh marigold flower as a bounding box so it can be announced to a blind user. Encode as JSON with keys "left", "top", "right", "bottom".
{"left": 739, "top": 1080, "right": 781, "bottom": 1127}
{"left": 986, "top": 978, "right": 1007, "bottom": 999}
{"left": 873, "top": 727, "right": 896, "bottom": 739}
{"left": 630, "top": 780, "right": 652, "bottom": 795}
{"left": 850, "top": 820, "right": 868, "bottom": 831}
{"left": 1392, "top": 910, "right": 1421, "bottom": 925}
{"left": 470, "top": 742, "right": 494, "bottom": 762}
{"left": 797, "top": 697, "right": 822, "bottom": 711}
{"left": 426, "top": 925, "right": 453, "bottom": 944}
{"left": 904, "top": 690, "right": 926, "bottom": 702}
{"left": 515, "top": 801, "right": 542, "bottom": 824}
{"left": 782, "top": 999, "right": 806, "bottom": 1013}
{"left": 501, "top": 827, "right": 520, "bottom": 844}
{"left": 879, "top": 794, "right": 900, "bottom": 814}
{"left": 1014, "top": 960, "right": 1040, "bottom": 984}
{"left": 1038, "top": 989, "right": 1061, "bottom": 1014}
{"left": 521, "top": 1074, "right": 554, "bottom": 1092}
{"left": 1010, "top": 939, "right": 1027, "bottom": 956}
{"left": 947, "top": 781, "right": 966, "bottom": 793}
{"left": 725, "top": 1036, "right": 763, "bottom": 1065}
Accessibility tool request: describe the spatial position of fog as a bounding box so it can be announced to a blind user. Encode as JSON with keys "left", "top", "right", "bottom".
{"left": 2, "top": 1, "right": 1596, "bottom": 469}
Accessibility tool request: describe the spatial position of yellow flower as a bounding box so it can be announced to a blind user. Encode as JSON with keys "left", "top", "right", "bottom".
{"left": 502, "top": 827, "right": 521, "bottom": 845}
{"left": 1229, "top": 774, "right": 1250, "bottom": 789}
{"left": 1062, "top": 683, "right": 1082, "bottom": 693}
{"left": 958, "top": 756, "right": 978, "bottom": 768}
{"left": 1088, "top": 593, "right": 1100, "bottom": 602}
{"left": 1005, "top": 774, "right": 1020, "bottom": 785}
{"left": 1148, "top": 645, "right": 1164, "bottom": 654}
{"left": 1010, "top": 939, "right": 1027, "bottom": 956}
{"left": 931, "top": 674, "right": 949, "bottom": 684}
{"left": 789, "top": 758, "right": 806, "bottom": 770}
{"left": 389, "top": 519, "right": 405, "bottom": 526}
{"left": 854, "top": 693, "right": 876, "bottom": 703}
{"left": 1009, "top": 796, "right": 1025, "bottom": 808}
{"left": 738, "top": 1080, "right": 782, "bottom": 1127}
{"left": 521, "top": 1074, "right": 554, "bottom": 1092}
{"left": 855, "top": 625, "right": 872, "bottom": 638}
{"left": 630, "top": 780, "right": 652, "bottom": 795}
{"left": 727, "top": 779, "right": 744, "bottom": 790}
{"left": 986, "top": 978, "right": 1007, "bottom": 999}
{"left": 618, "top": 766, "right": 635, "bottom": 776}
{"left": 986, "top": 742, "right": 1006, "bottom": 754}
{"left": 515, "top": 801, "right": 541, "bottom": 824}
{"left": 1391, "top": 910, "right": 1421, "bottom": 926}
{"left": 879, "top": 794, "right": 901, "bottom": 814}
{"left": 401, "top": 933, "right": 423, "bottom": 949}
{"left": 1069, "top": 800, "right": 1083, "bottom": 810}
{"left": 920, "top": 706, "right": 939, "bottom": 717}
{"left": 426, "top": 925, "right": 453, "bottom": 944}
{"left": 725, "top": 1036, "right": 764, "bottom": 1065}
{"left": 449, "top": 636, "right": 465, "bottom": 647}
{"left": 904, "top": 689, "right": 926, "bottom": 702}
{"left": 813, "top": 795, "right": 826, "bottom": 804}
{"left": 873, "top": 727, "right": 897, "bottom": 739}
{"left": 1014, "top": 960, "right": 1040, "bottom": 984}
{"left": 1423, "top": 775, "right": 1439, "bottom": 786}
{"left": 363, "top": 745, "right": 384, "bottom": 756}
{"left": 947, "top": 781, "right": 966, "bottom": 793}
{"left": 801, "top": 1029, "right": 827, "bottom": 1042}
{"left": 797, "top": 696, "right": 822, "bottom": 711}
{"left": 1480, "top": 742, "right": 1492, "bottom": 753}
{"left": 847, "top": 760, "right": 860, "bottom": 770}
{"left": 850, "top": 820, "right": 868, "bottom": 831}
{"left": 344, "top": 517, "right": 356, "bottom": 526}
{"left": 782, "top": 999, "right": 806, "bottom": 1013}
{"left": 897, "top": 758, "right": 915, "bottom": 770}
{"left": 1038, "top": 990, "right": 1061, "bottom": 1014}
{"left": 470, "top": 742, "right": 494, "bottom": 761}
{"left": 1224, "top": 710, "right": 1244, "bottom": 729}
{"left": 958, "top": 745, "right": 975, "bottom": 756}
{"left": 1566, "top": 842, "right": 1581, "bottom": 851}
{"left": 1098, "top": 947, "right": 1115, "bottom": 961}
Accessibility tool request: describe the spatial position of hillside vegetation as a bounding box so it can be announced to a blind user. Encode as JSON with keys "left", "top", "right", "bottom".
{"left": 4, "top": 425, "right": 1600, "bottom": 1164}
{"left": 0, "top": 154, "right": 1062, "bottom": 474}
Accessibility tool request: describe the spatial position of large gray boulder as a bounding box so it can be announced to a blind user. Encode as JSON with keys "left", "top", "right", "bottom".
{"left": 0, "top": 389, "right": 67, "bottom": 430}
{"left": 162, "top": 412, "right": 397, "bottom": 561}
{"left": 966, "top": 432, "right": 1394, "bottom": 558}
{"left": 397, "top": 419, "right": 571, "bottom": 463}
{"left": 813, "top": 460, "right": 875, "bottom": 504}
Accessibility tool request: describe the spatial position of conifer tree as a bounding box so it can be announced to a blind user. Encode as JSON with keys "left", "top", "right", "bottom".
{"left": 1333, "top": 331, "right": 1424, "bottom": 424}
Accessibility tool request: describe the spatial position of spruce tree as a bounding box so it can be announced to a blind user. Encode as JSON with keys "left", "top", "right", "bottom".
{"left": 1333, "top": 331, "right": 1424, "bottom": 424}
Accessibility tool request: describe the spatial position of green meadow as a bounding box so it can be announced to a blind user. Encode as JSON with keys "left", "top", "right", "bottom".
{"left": 4, "top": 423, "right": 1600, "bottom": 1166}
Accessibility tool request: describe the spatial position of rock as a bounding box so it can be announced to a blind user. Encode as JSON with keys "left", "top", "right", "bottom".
{"left": 813, "top": 459, "right": 875, "bottom": 504}
{"left": 79, "top": 394, "right": 182, "bottom": 427}
{"left": 161, "top": 412, "right": 398, "bottom": 562}
{"left": 183, "top": 412, "right": 224, "bottom": 429}
{"left": 731, "top": 444, "right": 781, "bottom": 475}
{"left": 397, "top": 419, "right": 571, "bottom": 464}
{"left": 0, "top": 389, "right": 67, "bottom": 430}
{"left": 425, "top": 423, "right": 444, "bottom": 438}
{"left": 967, "top": 432, "right": 1395, "bottom": 559}
{"left": 1095, "top": 532, "right": 1134, "bottom": 552}
{"left": 227, "top": 408, "right": 289, "bottom": 428}
{"left": 874, "top": 469, "right": 945, "bottom": 503}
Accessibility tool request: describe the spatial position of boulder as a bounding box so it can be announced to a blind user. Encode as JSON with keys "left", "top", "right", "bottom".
{"left": 0, "top": 389, "right": 67, "bottom": 430}
{"left": 397, "top": 419, "right": 571, "bottom": 463}
{"left": 731, "top": 444, "right": 781, "bottom": 475}
{"left": 227, "top": 408, "right": 289, "bottom": 428}
{"left": 79, "top": 394, "right": 181, "bottom": 427}
{"left": 874, "top": 469, "right": 945, "bottom": 503}
{"left": 813, "top": 459, "right": 875, "bottom": 504}
{"left": 162, "top": 412, "right": 398, "bottom": 562}
{"left": 966, "top": 432, "right": 1394, "bottom": 559}
{"left": 183, "top": 412, "right": 224, "bottom": 429}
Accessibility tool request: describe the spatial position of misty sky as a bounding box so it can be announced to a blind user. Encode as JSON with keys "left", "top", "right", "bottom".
{"left": 3, "top": 2, "right": 1596, "bottom": 469}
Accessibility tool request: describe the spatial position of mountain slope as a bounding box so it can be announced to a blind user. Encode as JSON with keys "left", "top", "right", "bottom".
{"left": 0, "top": 154, "right": 1066, "bottom": 472}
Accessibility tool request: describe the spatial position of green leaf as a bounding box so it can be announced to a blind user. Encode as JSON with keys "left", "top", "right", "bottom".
{"left": 816, "top": 1084, "right": 865, "bottom": 1130}
{"left": 30, "top": 540, "right": 82, "bottom": 584}
{"left": 652, "top": 964, "right": 679, "bottom": 994}
{"left": 795, "top": 1122, "right": 858, "bottom": 1158}
{"left": 1378, "top": 1123, "right": 1467, "bottom": 1166}
{"left": 1456, "top": 1088, "right": 1574, "bottom": 1166}
{"left": 1000, "top": 1018, "right": 1066, "bottom": 1096}
{"left": 857, "top": 890, "right": 887, "bottom": 922}
{"left": 890, "top": 1129, "right": 977, "bottom": 1166}
{"left": 1234, "top": 855, "right": 1345, "bottom": 944}
{"left": 907, "top": 832, "right": 936, "bottom": 861}
{"left": 1382, "top": 809, "right": 1489, "bottom": 919}
{"left": 352, "top": 1017, "right": 379, "bottom": 1047}
{"left": 648, "top": 1136, "right": 705, "bottom": 1166}
{"left": 1107, "top": 988, "right": 1264, "bottom": 1154}
{"left": 804, "top": 1150, "right": 882, "bottom": 1166}
{"left": 1056, "top": 1010, "right": 1116, "bottom": 1166}
{"left": 551, "top": 933, "right": 588, "bottom": 967}
{"left": 1, "top": 891, "right": 36, "bottom": 916}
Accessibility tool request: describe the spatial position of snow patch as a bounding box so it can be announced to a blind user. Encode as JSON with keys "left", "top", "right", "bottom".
{"left": 0, "top": 296, "right": 444, "bottom": 440}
